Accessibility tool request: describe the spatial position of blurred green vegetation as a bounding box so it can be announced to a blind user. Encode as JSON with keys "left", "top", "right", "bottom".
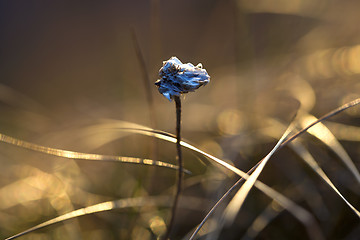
{"left": 0, "top": 0, "right": 359, "bottom": 239}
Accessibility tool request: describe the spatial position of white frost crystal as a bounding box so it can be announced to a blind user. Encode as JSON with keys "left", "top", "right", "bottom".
{"left": 155, "top": 56, "right": 210, "bottom": 101}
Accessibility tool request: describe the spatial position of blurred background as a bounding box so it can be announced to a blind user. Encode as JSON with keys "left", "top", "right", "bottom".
{"left": 0, "top": 0, "right": 359, "bottom": 239}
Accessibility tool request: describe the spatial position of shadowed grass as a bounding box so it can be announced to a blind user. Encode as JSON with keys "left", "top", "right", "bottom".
{"left": 188, "top": 122, "right": 325, "bottom": 240}
{"left": 187, "top": 98, "right": 360, "bottom": 239}
{"left": 113, "top": 125, "right": 325, "bottom": 240}
{"left": 264, "top": 120, "right": 360, "bottom": 214}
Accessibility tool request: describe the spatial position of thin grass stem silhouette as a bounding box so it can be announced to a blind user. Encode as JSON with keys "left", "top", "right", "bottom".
{"left": 131, "top": 28, "right": 157, "bottom": 130}
{"left": 162, "top": 96, "right": 183, "bottom": 240}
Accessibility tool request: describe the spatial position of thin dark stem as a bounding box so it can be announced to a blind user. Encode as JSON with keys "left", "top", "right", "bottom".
{"left": 131, "top": 28, "right": 160, "bottom": 192}
{"left": 130, "top": 28, "right": 157, "bottom": 129}
{"left": 162, "top": 96, "right": 183, "bottom": 240}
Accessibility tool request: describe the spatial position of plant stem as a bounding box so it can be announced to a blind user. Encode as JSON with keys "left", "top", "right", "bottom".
{"left": 162, "top": 96, "right": 183, "bottom": 240}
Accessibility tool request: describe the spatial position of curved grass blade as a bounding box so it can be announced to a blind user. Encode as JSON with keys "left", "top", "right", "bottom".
{"left": 5, "top": 196, "right": 171, "bottom": 240}
{"left": 115, "top": 127, "right": 241, "bottom": 175}
{"left": 263, "top": 119, "right": 360, "bottom": 218}
{"left": 5, "top": 195, "right": 210, "bottom": 240}
{"left": 299, "top": 113, "right": 360, "bottom": 184}
{"left": 188, "top": 176, "right": 245, "bottom": 240}
{"left": 290, "top": 140, "right": 360, "bottom": 217}
{"left": 0, "top": 133, "right": 190, "bottom": 173}
{"left": 279, "top": 98, "right": 360, "bottom": 150}
{"left": 223, "top": 123, "right": 294, "bottom": 225}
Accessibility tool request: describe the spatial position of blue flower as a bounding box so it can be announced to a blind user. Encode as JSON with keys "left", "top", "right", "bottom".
{"left": 155, "top": 57, "right": 210, "bottom": 101}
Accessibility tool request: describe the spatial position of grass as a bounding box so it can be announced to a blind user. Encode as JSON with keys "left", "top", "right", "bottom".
{"left": 1, "top": 1, "right": 360, "bottom": 239}
{"left": 1, "top": 98, "right": 359, "bottom": 239}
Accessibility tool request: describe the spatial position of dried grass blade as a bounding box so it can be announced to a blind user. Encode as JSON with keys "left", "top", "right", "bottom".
{"left": 299, "top": 113, "right": 360, "bottom": 184}
{"left": 5, "top": 196, "right": 170, "bottom": 240}
{"left": 280, "top": 98, "right": 360, "bottom": 150}
{"left": 223, "top": 123, "right": 294, "bottom": 225}
{"left": 0, "top": 133, "right": 187, "bottom": 173}
{"left": 263, "top": 119, "right": 360, "bottom": 218}
{"left": 290, "top": 140, "right": 360, "bottom": 217}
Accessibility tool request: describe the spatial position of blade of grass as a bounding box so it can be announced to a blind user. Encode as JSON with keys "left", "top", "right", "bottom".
{"left": 222, "top": 122, "right": 294, "bottom": 225}
{"left": 5, "top": 195, "right": 211, "bottom": 240}
{"left": 188, "top": 176, "right": 246, "bottom": 240}
{"left": 5, "top": 196, "right": 171, "bottom": 240}
{"left": 0, "top": 133, "right": 190, "bottom": 173}
{"left": 201, "top": 123, "right": 296, "bottom": 240}
{"left": 263, "top": 119, "right": 360, "bottom": 217}
{"left": 290, "top": 140, "right": 360, "bottom": 217}
{"left": 114, "top": 127, "right": 242, "bottom": 175}
{"left": 278, "top": 98, "right": 360, "bottom": 150}
{"left": 299, "top": 113, "right": 360, "bottom": 184}
{"left": 131, "top": 28, "right": 157, "bottom": 129}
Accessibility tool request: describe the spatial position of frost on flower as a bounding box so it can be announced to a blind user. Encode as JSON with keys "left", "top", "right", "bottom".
{"left": 155, "top": 56, "right": 210, "bottom": 101}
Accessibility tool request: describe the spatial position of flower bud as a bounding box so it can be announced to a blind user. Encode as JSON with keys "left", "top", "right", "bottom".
{"left": 155, "top": 57, "right": 210, "bottom": 101}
